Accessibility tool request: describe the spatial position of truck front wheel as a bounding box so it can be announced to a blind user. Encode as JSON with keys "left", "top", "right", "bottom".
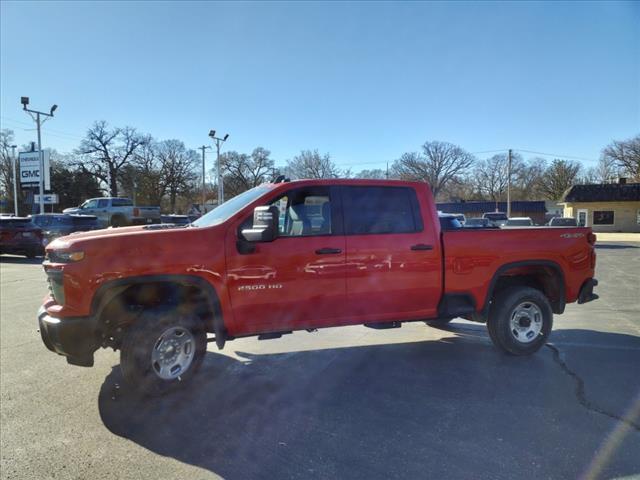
{"left": 120, "top": 307, "right": 207, "bottom": 395}
{"left": 487, "top": 286, "right": 552, "bottom": 355}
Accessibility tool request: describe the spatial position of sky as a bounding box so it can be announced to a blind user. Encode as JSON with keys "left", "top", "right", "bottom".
{"left": 1, "top": 1, "right": 638, "bottom": 172}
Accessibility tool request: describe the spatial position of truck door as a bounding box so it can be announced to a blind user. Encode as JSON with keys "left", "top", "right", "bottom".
{"left": 95, "top": 199, "right": 110, "bottom": 226}
{"left": 341, "top": 185, "right": 442, "bottom": 323}
{"left": 226, "top": 185, "right": 346, "bottom": 332}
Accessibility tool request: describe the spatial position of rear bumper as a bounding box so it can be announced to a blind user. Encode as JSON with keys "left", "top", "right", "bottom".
{"left": 37, "top": 306, "right": 99, "bottom": 367}
{"left": 577, "top": 278, "right": 599, "bottom": 304}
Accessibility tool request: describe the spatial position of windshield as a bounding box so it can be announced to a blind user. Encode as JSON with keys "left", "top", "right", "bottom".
{"left": 191, "top": 185, "right": 272, "bottom": 228}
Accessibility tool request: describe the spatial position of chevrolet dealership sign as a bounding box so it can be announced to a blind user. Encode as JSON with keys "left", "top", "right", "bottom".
{"left": 19, "top": 151, "right": 51, "bottom": 190}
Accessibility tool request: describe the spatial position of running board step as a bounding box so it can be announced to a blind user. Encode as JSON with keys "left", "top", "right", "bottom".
{"left": 364, "top": 322, "right": 401, "bottom": 330}
{"left": 258, "top": 331, "right": 292, "bottom": 340}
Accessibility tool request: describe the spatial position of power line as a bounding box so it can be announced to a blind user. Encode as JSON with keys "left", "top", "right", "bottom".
{"left": 514, "top": 149, "right": 599, "bottom": 163}
{"left": 471, "top": 149, "right": 508, "bottom": 154}
{"left": 1, "top": 116, "right": 84, "bottom": 140}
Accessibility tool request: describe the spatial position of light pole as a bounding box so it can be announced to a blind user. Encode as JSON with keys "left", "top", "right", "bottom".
{"left": 198, "top": 145, "right": 211, "bottom": 212}
{"left": 10, "top": 144, "right": 17, "bottom": 215}
{"left": 21, "top": 97, "right": 57, "bottom": 213}
{"left": 208, "top": 130, "right": 229, "bottom": 204}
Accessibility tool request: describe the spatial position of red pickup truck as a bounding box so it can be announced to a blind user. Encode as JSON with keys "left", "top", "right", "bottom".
{"left": 38, "top": 179, "right": 598, "bottom": 394}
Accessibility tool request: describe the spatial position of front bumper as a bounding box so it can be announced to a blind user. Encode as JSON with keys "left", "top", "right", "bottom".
{"left": 37, "top": 306, "right": 99, "bottom": 367}
{"left": 577, "top": 278, "right": 599, "bottom": 304}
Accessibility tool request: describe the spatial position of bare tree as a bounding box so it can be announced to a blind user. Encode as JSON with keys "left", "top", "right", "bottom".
{"left": 130, "top": 138, "right": 165, "bottom": 205}
{"left": 582, "top": 156, "right": 619, "bottom": 184}
{"left": 472, "top": 154, "right": 510, "bottom": 201}
{"left": 219, "top": 147, "right": 275, "bottom": 198}
{"left": 391, "top": 141, "right": 475, "bottom": 198}
{"left": 0, "top": 129, "right": 16, "bottom": 211}
{"left": 75, "top": 121, "right": 147, "bottom": 196}
{"left": 538, "top": 159, "right": 582, "bottom": 200}
{"left": 601, "top": 135, "right": 638, "bottom": 181}
{"left": 514, "top": 158, "right": 546, "bottom": 200}
{"left": 156, "top": 140, "right": 199, "bottom": 212}
{"left": 353, "top": 168, "right": 387, "bottom": 179}
{"left": 285, "top": 149, "right": 341, "bottom": 179}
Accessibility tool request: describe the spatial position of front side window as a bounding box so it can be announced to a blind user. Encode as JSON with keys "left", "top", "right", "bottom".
{"left": 593, "top": 211, "right": 614, "bottom": 225}
{"left": 274, "top": 187, "right": 332, "bottom": 237}
{"left": 342, "top": 186, "right": 422, "bottom": 235}
{"left": 81, "top": 199, "right": 98, "bottom": 209}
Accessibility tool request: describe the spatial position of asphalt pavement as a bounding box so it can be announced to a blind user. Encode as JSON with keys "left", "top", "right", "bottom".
{"left": 1, "top": 243, "right": 639, "bottom": 480}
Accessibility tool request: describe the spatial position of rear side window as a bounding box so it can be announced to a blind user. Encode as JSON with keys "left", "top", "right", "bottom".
{"left": 112, "top": 198, "right": 133, "bottom": 207}
{"left": 97, "top": 199, "right": 109, "bottom": 208}
{"left": 342, "top": 186, "right": 423, "bottom": 235}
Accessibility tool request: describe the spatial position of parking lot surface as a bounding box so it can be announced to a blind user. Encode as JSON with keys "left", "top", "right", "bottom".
{"left": 1, "top": 243, "right": 639, "bottom": 480}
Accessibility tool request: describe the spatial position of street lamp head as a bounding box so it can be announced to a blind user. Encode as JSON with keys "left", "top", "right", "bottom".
{"left": 50, "top": 104, "right": 58, "bottom": 115}
{"left": 21, "top": 97, "right": 29, "bottom": 109}
{"left": 223, "top": 134, "right": 229, "bottom": 141}
{"left": 209, "top": 130, "right": 216, "bottom": 138}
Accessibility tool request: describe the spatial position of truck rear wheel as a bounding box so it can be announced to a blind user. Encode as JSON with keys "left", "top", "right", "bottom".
{"left": 487, "top": 286, "right": 552, "bottom": 355}
{"left": 120, "top": 306, "right": 207, "bottom": 395}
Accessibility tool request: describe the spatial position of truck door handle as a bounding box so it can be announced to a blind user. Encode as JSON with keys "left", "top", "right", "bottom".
{"left": 411, "top": 244, "right": 433, "bottom": 251}
{"left": 315, "top": 248, "right": 342, "bottom": 255}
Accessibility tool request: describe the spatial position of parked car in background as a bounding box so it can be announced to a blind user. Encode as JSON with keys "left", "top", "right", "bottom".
{"left": 438, "top": 213, "right": 463, "bottom": 230}
{"left": 0, "top": 217, "right": 44, "bottom": 258}
{"left": 483, "top": 212, "right": 508, "bottom": 227}
{"left": 451, "top": 213, "right": 466, "bottom": 224}
{"left": 63, "top": 198, "right": 161, "bottom": 228}
{"left": 464, "top": 218, "right": 492, "bottom": 228}
{"left": 29, "top": 214, "right": 101, "bottom": 245}
{"left": 505, "top": 217, "right": 534, "bottom": 227}
{"left": 548, "top": 217, "right": 577, "bottom": 227}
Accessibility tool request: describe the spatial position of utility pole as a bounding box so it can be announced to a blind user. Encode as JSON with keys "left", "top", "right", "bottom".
{"left": 21, "top": 97, "right": 57, "bottom": 214}
{"left": 507, "top": 148, "right": 512, "bottom": 218}
{"left": 386, "top": 162, "right": 389, "bottom": 179}
{"left": 199, "top": 145, "right": 211, "bottom": 212}
{"left": 10, "top": 145, "right": 18, "bottom": 215}
{"left": 208, "top": 130, "right": 229, "bottom": 205}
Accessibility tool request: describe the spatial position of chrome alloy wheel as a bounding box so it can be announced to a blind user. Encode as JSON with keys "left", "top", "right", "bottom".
{"left": 509, "top": 301, "right": 543, "bottom": 344}
{"left": 150, "top": 326, "right": 195, "bottom": 380}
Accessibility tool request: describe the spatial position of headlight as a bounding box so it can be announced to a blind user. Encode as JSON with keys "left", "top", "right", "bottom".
{"left": 48, "top": 251, "right": 85, "bottom": 263}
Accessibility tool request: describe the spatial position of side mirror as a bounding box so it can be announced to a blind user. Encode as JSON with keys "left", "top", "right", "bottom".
{"left": 241, "top": 205, "right": 279, "bottom": 242}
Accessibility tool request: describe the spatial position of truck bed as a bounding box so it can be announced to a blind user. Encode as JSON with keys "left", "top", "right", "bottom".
{"left": 442, "top": 226, "right": 595, "bottom": 313}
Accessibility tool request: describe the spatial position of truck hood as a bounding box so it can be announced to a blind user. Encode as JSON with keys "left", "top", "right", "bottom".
{"left": 47, "top": 224, "right": 191, "bottom": 250}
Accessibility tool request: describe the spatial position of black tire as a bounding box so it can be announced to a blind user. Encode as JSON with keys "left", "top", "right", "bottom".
{"left": 486, "top": 286, "right": 553, "bottom": 355}
{"left": 120, "top": 306, "right": 207, "bottom": 396}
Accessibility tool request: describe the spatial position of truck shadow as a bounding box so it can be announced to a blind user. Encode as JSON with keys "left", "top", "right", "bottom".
{"left": 98, "top": 326, "right": 640, "bottom": 480}
{"left": 595, "top": 243, "right": 639, "bottom": 250}
{"left": 0, "top": 255, "right": 44, "bottom": 264}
